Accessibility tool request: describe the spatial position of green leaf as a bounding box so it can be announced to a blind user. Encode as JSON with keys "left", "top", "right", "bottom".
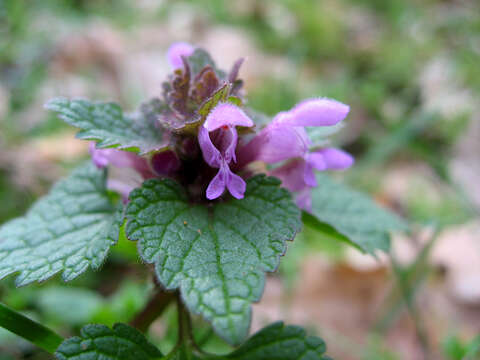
{"left": 36, "top": 287, "right": 104, "bottom": 325}
{"left": 187, "top": 49, "right": 226, "bottom": 79}
{"left": 0, "top": 302, "right": 63, "bottom": 354}
{"left": 55, "top": 323, "right": 163, "bottom": 360}
{"left": 309, "top": 174, "right": 407, "bottom": 254}
{"left": 226, "top": 322, "right": 330, "bottom": 360}
{"left": 0, "top": 163, "right": 122, "bottom": 286}
{"left": 198, "top": 84, "right": 230, "bottom": 119}
{"left": 126, "top": 176, "right": 301, "bottom": 345}
{"left": 45, "top": 98, "right": 167, "bottom": 154}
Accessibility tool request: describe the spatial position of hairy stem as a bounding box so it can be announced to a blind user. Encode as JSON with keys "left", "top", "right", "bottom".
{"left": 176, "top": 294, "right": 209, "bottom": 356}
{"left": 130, "top": 289, "right": 176, "bottom": 333}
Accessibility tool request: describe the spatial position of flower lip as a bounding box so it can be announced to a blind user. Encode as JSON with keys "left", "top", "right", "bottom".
{"left": 285, "top": 97, "right": 350, "bottom": 127}
{"left": 198, "top": 103, "right": 254, "bottom": 200}
{"left": 203, "top": 103, "right": 254, "bottom": 132}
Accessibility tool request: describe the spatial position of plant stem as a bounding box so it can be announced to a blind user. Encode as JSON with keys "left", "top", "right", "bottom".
{"left": 176, "top": 293, "right": 210, "bottom": 357}
{"left": 130, "top": 289, "right": 176, "bottom": 333}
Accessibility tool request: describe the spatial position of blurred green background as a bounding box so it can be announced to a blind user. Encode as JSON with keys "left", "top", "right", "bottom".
{"left": 0, "top": 0, "right": 479, "bottom": 359}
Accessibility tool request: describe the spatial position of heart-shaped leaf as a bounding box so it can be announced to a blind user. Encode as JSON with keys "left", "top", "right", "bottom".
{"left": 125, "top": 176, "right": 301, "bottom": 345}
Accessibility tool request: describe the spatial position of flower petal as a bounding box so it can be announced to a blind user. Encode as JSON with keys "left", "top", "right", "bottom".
{"left": 167, "top": 42, "right": 195, "bottom": 69}
{"left": 206, "top": 165, "right": 227, "bottom": 200}
{"left": 107, "top": 179, "right": 134, "bottom": 203}
{"left": 89, "top": 143, "right": 134, "bottom": 168}
{"left": 305, "top": 152, "right": 327, "bottom": 171}
{"left": 225, "top": 168, "right": 246, "bottom": 199}
{"left": 303, "top": 160, "right": 318, "bottom": 187}
{"left": 203, "top": 103, "right": 253, "bottom": 132}
{"left": 209, "top": 125, "right": 238, "bottom": 163}
{"left": 286, "top": 98, "right": 350, "bottom": 127}
{"left": 296, "top": 188, "right": 312, "bottom": 212}
{"left": 198, "top": 126, "right": 222, "bottom": 168}
{"left": 249, "top": 124, "right": 309, "bottom": 164}
{"left": 270, "top": 159, "right": 308, "bottom": 192}
{"left": 314, "top": 148, "right": 354, "bottom": 170}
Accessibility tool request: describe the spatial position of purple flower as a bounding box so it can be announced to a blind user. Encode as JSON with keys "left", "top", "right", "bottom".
{"left": 270, "top": 148, "right": 353, "bottom": 210}
{"left": 89, "top": 143, "right": 154, "bottom": 179}
{"left": 167, "top": 42, "right": 195, "bottom": 69}
{"left": 198, "top": 103, "right": 254, "bottom": 199}
{"left": 238, "top": 98, "right": 353, "bottom": 210}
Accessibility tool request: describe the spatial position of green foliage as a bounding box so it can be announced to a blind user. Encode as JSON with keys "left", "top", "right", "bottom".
{"left": 0, "top": 163, "right": 121, "bottom": 286}
{"left": 187, "top": 49, "right": 225, "bottom": 79}
{"left": 309, "top": 174, "right": 407, "bottom": 254}
{"left": 55, "top": 321, "right": 330, "bottom": 360}
{"left": 0, "top": 302, "right": 63, "bottom": 354}
{"left": 37, "top": 287, "right": 103, "bottom": 325}
{"left": 55, "top": 323, "right": 162, "bottom": 360}
{"left": 226, "top": 322, "right": 330, "bottom": 360}
{"left": 126, "top": 176, "right": 301, "bottom": 345}
{"left": 45, "top": 98, "right": 167, "bottom": 154}
{"left": 443, "top": 335, "right": 480, "bottom": 360}
{"left": 197, "top": 84, "right": 230, "bottom": 119}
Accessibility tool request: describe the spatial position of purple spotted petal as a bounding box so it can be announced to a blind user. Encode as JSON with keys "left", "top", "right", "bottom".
{"left": 285, "top": 98, "right": 350, "bottom": 127}
{"left": 167, "top": 42, "right": 194, "bottom": 69}
{"left": 203, "top": 103, "right": 253, "bottom": 132}
{"left": 313, "top": 148, "right": 354, "bottom": 170}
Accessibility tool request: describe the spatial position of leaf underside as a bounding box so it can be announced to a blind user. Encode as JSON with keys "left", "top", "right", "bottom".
{"left": 55, "top": 323, "right": 162, "bottom": 360}
{"left": 125, "top": 175, "right": 301, "bottom": 345}
{"left": 0, "top": 163, "right": 121, "bottom": 286}
{"left": 310, "top": 174, "right": 407, "bottom": 254}
{"left": 45, "top": 98, "right": 167, "bottom": 154}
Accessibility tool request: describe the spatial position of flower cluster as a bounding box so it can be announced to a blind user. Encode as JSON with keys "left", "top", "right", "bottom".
{"left": 90, "top": 43, "right": 353, "bottom": 210}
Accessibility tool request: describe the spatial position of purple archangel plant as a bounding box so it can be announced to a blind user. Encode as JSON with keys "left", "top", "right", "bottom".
{"left": 0, "top": 43, "right": 406, "bottom": 359}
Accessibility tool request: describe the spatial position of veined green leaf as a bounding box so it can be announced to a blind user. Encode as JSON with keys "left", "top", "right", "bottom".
{"left": 0, "top": 163, "right": 122, "bottom": 286}
{"left": 46, "top": 98, "right": 167, "bottom": 154}
{"left": 226, "top": 322, "right": 331, "bottom": 360}
{"left": 55, "top": 323, "right": 162, "bottom": 360}
{"left": 125, "top": 176, "right": 301, "bottom": 345}
{"left": 309, "top": 174, "right": 407, "bottom": 254}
